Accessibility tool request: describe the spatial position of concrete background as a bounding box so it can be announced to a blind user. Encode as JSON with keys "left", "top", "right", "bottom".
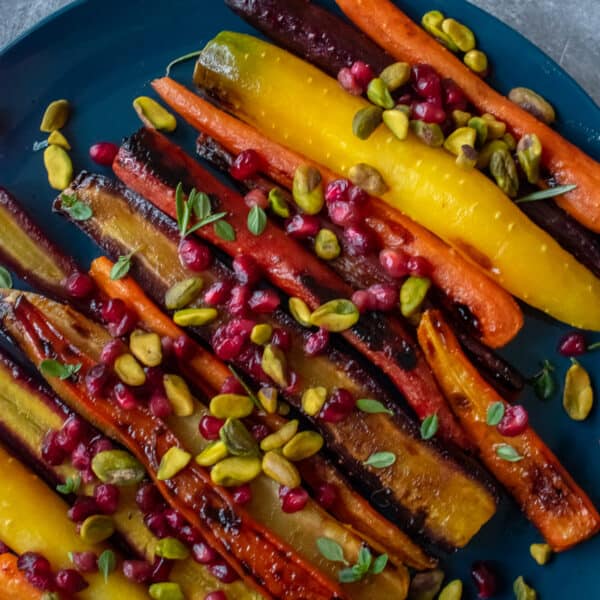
{"left": 0, "top": 0, "right": 598, "bottom": 104}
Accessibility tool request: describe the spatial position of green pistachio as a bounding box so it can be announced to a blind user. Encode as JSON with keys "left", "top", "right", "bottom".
{"left": 513, "top": 576, "right": 537, "bottom": 600}
{"left": 502, "top": 132, "right": 517, "bottom": 151}
{"left": 47, "top": 130, "right": 71, "bottom": 150}
{"left": 444, "top": 127, "right": 477, "bottom": 156}
{"left": 310, "top": 299, "right": 360, "bottom": 332}
{"left": 352, "top": 105, "right": 384, "bottom": 140}
{"left": 383, "top": 109, "right": 410, "bottom": 141}
{"left": 464, "top": 49, "right": 488, "bottom": 74}
{"left": 467, "top": 116, "right": 489, "bottom": 147}
{"left": 268, "top": 188, "right": 290, "bottom": 217}
{"left": 91, "top": 450, "right": 145, "bottom": 486}
{"left": 314, "top": 228, "right": 341, "bottom": 260}
{"left": 516, "top": 133, "right": 543, "bottom": 184}
{"left": 262, "top": 451, "right": 301, "bottom": 488}
{"left": 157, "top": 447, "right": 191, "bottom": 480}
{"left": 452, "top": 110, "right": 472, "bottom": 128}
{"left": 301, "top": 387, "right": 328, "bottom": 416}
{"left": 410, "top": 120, "right": 445, "bottom": 147}
{"left": 164, "top": 277, "right": 203, "bottom": 310}
{"left": 149, "top": 582, "right": 184, "bottom": 600}
{"left": 421, "top": 10, "right": 460, "bottom": 52}
{"left": 283, "top": 431, "right": 324, "bottom": 461}
{"left": 129, "top": 330, "right": 163, "bottom": 367}
{"left": 261, "top": 344, "right": 289, "bottom": 388}
{"left": 260, "top": 419, "right": 299, "bottom": 452}
{"left": 400, "top": 276, "right": 431, "bottom": 318}
{"left": 210, "top": 456, "right": 262, "bottom": 487}
{"left": 529, "top": 543, "right": 552, "bottom": 566}
{"left": 257, "top": 386, "right": 278, "bottom": 414}
{"left": 490, "top": 149, "right": 520, "bottom": 198}
{"left": 562, "top": 361, "right": 594, "bottom": 421}
{"left": 43, "top": 145, "right": 73, "bottom": 191}
{"left": 293, "top": 165, "right": 325, "bottom": 215}
{"left": 220, "top": 418, "right": 259, "bottom": 456}
{"left": 508, "top": 87, "right": 556, "bottom": 125}
{"left": 195, "top": 440, "right": 229, "bottom": 467}
{"left": 367, "top": 78, "right": 395, "bottom": 109}
{"left": 172, "top": 307, "right": 218, "bottom": 327}
{"left": 477, "top": 139, "right": 509, "bottom": 169}
{"left": 40, "top": 99, "right": 70, "bottom": 132}
{"left": 456, "top": 145, "right": 479, "bottom": 169}
{"left": 250, "top": 323, "right": 273, "bottom": 345}
{"left": 438, "top": 580, "right": 463, "bottom": 600}
{"left": 407, "top": 569, "right": 445, "bottom": 600}
{"left": 441, "top": 18, "right": 476, "bottom": 52}
{"left": 289, "top": 297, "right": 312, "bottom": 327}
{"left": 348, "top": 163, "right": 389, "bottom": 196}
{"left": 481, "top": 114, "right": 507, "bottom": 139}
{"left": 155, "top": 538, "right": 190, "bottom": 560}
{"left": 379, "top": 62, "right": 410, "bottom": 91}
{"left": 114, "top": 353, "right": 146, "bottom": 387}
{"left": 80, "top": 515, "right": 115, "bottom": 544}
{"left": 133, "top": 96, "right": 177, "bottom": 132}
{"left": 210, "top": 393, "right": 254, "bottom": 419}
{"left": 163, "top": 374, "right": 194, "bottom": 417}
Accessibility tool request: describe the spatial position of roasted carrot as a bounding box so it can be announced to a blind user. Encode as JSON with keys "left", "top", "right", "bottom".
{"left": 418, "top": 310, "right": 600, "bottom": 551}
{"left": 0, "top": 553, "right": 44, "bottom": 600}
{"left": 153, "top": 76, "right": 522, "bottom": 349}
{"left": 335, "top": 0, "right": 600, "bottom": 232}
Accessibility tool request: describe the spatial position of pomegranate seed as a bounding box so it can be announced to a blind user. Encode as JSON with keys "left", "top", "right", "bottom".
{"left": 343, "top": 225, "right": 376, "bottom": 257}
{"left": 27, "top": 571, "right": 56, "bottom": 591}
{"left": 304, "top": 328, "right": 330, "bottom": 357}
{"left": 81, "top": 467, "right": 96, "bottom": 484}
{"left": 68, "top": 496, "right": 99, "bottom": 522}
{"left": 150, "top": 391, "right": 172, "bottom": 419}
{"left": 271, "top": 328, "right": 292, "bottom": 351}
{"left": 144, "top": 512, "right": 170, "bottom": 539}
{"left": 178, "top": 238, "right": 213, "bottom": 273}
{"left": 337, "top": 67, "right": 363, "bottom": 96}
{"left": 191, "top": 542, "right": 218, "bottom": 565}
{"left": 232, "top": 484, "right": 252, "bottom": 505}
{"left": 161, "top": 335, "right": 174, "bottom": 358}
{"left": 233, "top": 254, "right": 262, "bottom": 286}
{"left": 285, "top": 369, "right": 300, "bottom": 395}
{"left": 89, "top": 142, "right": 118, "bottom": 166}
{"left": 368, "top": 283, "right": 398, "bottom": 312}
{"left": 407, "top": 256, "right": 433, "bottom": 277}
{"left": 281, "top": 487, "right": 309, "bottom": 513}
{"left": 471, "top": 561, "right": 498, "bottom": 599}
{"left": 414, "top": 71, "right": 442, "bottom": 101}
{"left": 411, "top": 64, "right": 437, "bottom": 83}
{"left": 94, "top": 483, "right": 120, "bottom": 514}
{"left": 316, "top": 483, "right": 337, "bottom": 510}
{"left": 173, "top": 335, "right": 194, "bottom": 360}
{"left": 71, "top": 552, "right": 97, "bottom": 573}
{"left": 558, "top": 332, "right": 587, "bottom": 357}
{"left": 212, "top": 319, "right": 254, "bottom": 360}
{"left": 285, "top": 214, "right": 320, "bottom": 239}
{"left": 65, "top": 271, "right": 94, "bottom": 299}
{"left": 85, "top": 364, "right": 110, "bottom": 396}
{"left": 350, "top": 61, "right": 375, "bottom": 88}
{"left": 56, "top": 569, "right": 88, "bottom": 593}
{"left": 321, "top": 389, "right": 356, "bottom": 423}
{"left": 100, "top": 339, "right": 125, "bottom": 364}
{"left": 205, "top": 592, "right": 227, "bottom": 600}
{"left": 379, "top": 248, "right": 410, "bottom": 278}
{"left": 108, "top": 308, "right": 137, "bottom": 337}
{"left": 57, "top": 415, "right": 88, "bottom": 453}
{"left": 230, "top": 149, "right": 263, "bottom": 180}
{"left": 101, "top": 298, "right": 127, "bottom": 324}
{"left": 17, "top": 552, "right": 51, "bottom": 575}
{"left": 145, "top": 366, "right": 164, "bottom": 389}
{"left": 204, "top": 280, "right": 233, "bottom": 306}
{"left": 212, "top": 332, "right": 246, "bottom": 361}
{"left": 178, "top": 524, "right": 203, "bottom": 546}
{"left": 71, "top": 442, "right": 91, "bottom": 471}
{"left": 228, "top": 284, "right": 252, "bottom": 316}
{"left": 250, "top": 423, "right": 270, "bottom": 442}
{"left": 150, "top": 557, "right": 173, "bottom": 583}
{"left": 123, "top": 560, "right": 153, "bottom": 584}
{"left": 199, "top": 416, "right": 225, "bottom": 440}
{"left": 412, "top": 101, "right": 446, "bottom": 124}
{"left": 41, "top": 430, "right": 66, "bottom": 466}
{"left": 90, "top": 437, "right": 113, "bottom": 457}
{"left": 164, "top": 508, "right": 186, "bottom": 531}
{"left": 497, "top": 405, "right": 529, "bottom": 437}
{"left": 0, "top": 542, "right": 10, "bottom": 554}
{"left": 397, "top": 93, "right": 414, "bottom": 106}
{"left": 136, "top": 484, "right": 164, "bottom": 513}
{"left": 209, "top": 560, "right": 239, "bottom": 583}
{"left": 220, "top": 376, "right": 246, "bottom": 395}
{"left": 349, "top": 185, "right": 369, "bottom": 205}
{"left": 327, "top": 200, "right": 360, "bottom": 228}
{"left": 325, "top": 179, "right": 351, "bottom": 204}
{"left": 248, "top": 289, "right": 280, "bottom": 314}
{"left": 351, "top": 289, "right": 377, "bottom": 314}
{"left": 442, "top": 78, "right": 467, "bottom": 110}
{"left": 113, "top": 383, "right": 139, "bottom": 410}
{"left": 244, "top": 188, "right": 269, "bottom": 209}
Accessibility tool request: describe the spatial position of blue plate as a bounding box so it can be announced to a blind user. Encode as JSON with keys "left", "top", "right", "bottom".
{"left": 1, "top": 1, "right": 599, "bottom": 598}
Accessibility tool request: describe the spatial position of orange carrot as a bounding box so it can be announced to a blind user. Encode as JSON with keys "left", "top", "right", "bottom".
{"left": 0, "top": 553, "right": 43, "bottom": 600}
{"left": 152, "top": 76, "right": 523, "bottom": 348}
{"left": 335, "top": 0, "right": 600, "bottom": 233}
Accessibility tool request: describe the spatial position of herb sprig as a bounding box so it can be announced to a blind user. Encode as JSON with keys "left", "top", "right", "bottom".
{"left": 363, "top": 451, "right": 396, "bottom": 468}
{"left": 40, "top": 359, "right": 82, "bottom": 380}
{"left": 98, "top": 550, "right": 116, "bottom": 583}
{"left": 317, "top": 537, "right": 388, "bottom": 583}
{"left": 515, "top": 184, "right": 577, "bottom": 204}
{"left": 110, "top": 249, "right": 136, "bottom": 280}
{"left": 0, "top": 266, "right": 12, "bottom": 289}
{"left": 56, "top": 474, "right": 81, "bottom": 495}
{"left": 356, "top": 398, "right": 393, "bottom": 415}
{"left": 531, "top": 360, "right": 556, "bottom": 400}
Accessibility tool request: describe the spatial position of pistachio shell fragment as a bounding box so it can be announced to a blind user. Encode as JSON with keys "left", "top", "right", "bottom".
{"left": 517, "top": 133, "right": 543, "bottom": 184}
{"left": 260, "top": 419, "right": 299, "bottom": 452}
{"left": 292, "top": 165, "right": 325, "bottom": 215}
{"left": 289, "top": 297, "right": 312, "bottom": 327}
{"left": 513, "top": 576, "right": 537, "bottom": 600}
{"left": 348, "top": 163, "right": 389, "bottom": 196}
{"left": 352, "top": 105, "right": 383, "bottom": 140}
{"left": 47, "top": 130, "right": 71, "bottom": 150}
{"left": 165, "top": 277, "right": 203, "bottom": 310}
{"left": 314, "top": 228, "right": 341, "bottom": 260}
{"left": 157, "top": 447, "right": 191, "bottom": 480}
{"left": 163, "top": 374, "right": 194, "bottom": 417}
{"left": 220, "top": 418, "right": 259, "bottom": 456}
{"left": 268, "top": 188, "right": 290, "bottom": 217}
{"left": 302, "top": 386, "right": 328, "bottom": 416}
{"left": 283, "top": 431, "right": 324, "bottom": 462}
{"left": 195, "top": 440, "right": 229, "bottom": 467}
{"left": 257, "top": 386, "right": 278, "bottom": 414}
{"left": 508, "top": 87, "right": 556, "bottom": 125}
{"left": 40, "top": 99, "right": 70, "bottom": 132}
{"left": 442, "top": 18, "right": 476, "bottom": 52}
{"left": 467, "top": 117, "right": 489, "bottom": 147}
{"left": 262, "top": 450, "right": 301, "bottom": 488}
{"left": 172, "top": 307, "right": 218, "bottom": 327}
{"left": 250, "top": 323, "right": 273, "bottom": 345}
{"left": 444, "top": 127, "right": 477, "bottom": 156}
{"left": 562, "top": 361, "right": 594, "bottom": 421}
{"left": 155, "top": 537, "right": 190, "bottom": 560}
{"left": 149, "top": 582, "right": 184, "bottom": 600}
{"left": 490, "top": 149, "right": 520, "bottom": 197}
{"left": 410, "top": 120, "right": 445, "bottom": 147}
{"left": 400, "top": 276, "right": 431, "bottom": 317}
{"left": 210, "top": 393, "right": 254, "bottom": 419}
{"left": 421, "top": 10, "right": 460, "bottom": 52}
{"left": 379, "top": 62, "right": 410, "bottom": 91}
{"left": 456, "top": 145, "right": 479, "bottom": 170}
{"left": 464, "top": 49, "right": 488, "bottom": 74}
{"left": 383, "top": 109, "right": 410, "bottom": 141}
{"left": 130, "top": 330, "right": 163, "bottom": 367}
{"left": 133, "top": 96, "right": 177, "bottom": 132}
{"left": 80, "top": 515, "right": 115, "bottom": 544}
{"left": 211, "top": 456, "right": 262, "bottom": 487}
{"left": 261, "top": 344, "right": 289, "bottom": 388}
{"left": 477, "top": 140, "right": 509, "bottom": 169}
{"left": 114, "top": 353, "right": 146, "bottom": 386}
{"left": 367, "top": 78, "right": 395, "bottom": 109}
{"left": 43, "top": 145, "right": 73, "bottom": 191}
{"left": 91, "top": 449, "right": 145, "bottom": 486}
{"left": 438, "top": 579, "right": 463, "bottom": 600}
{"left": 530, "top": 543, "right": 552, "bottom": 566}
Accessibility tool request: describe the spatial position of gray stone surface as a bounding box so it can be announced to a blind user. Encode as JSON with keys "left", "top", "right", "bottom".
{"left": 0, "top": 0, "right": 598, "bottom": 104}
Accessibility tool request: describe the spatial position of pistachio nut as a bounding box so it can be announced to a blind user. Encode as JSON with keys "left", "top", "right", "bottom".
{"left": 278, "top": 401, "right": 291, "bottom": 416}
{"left": 133, "top": 96, "right": 177, "bottom": 132}
{"left": 268, "top": 188, "right": 290, "bottom": 218}
{"left": 467, "top": 116, "right": 489, "bottom": 147}
{"left": 210, "top": 456, "right": 262, "bottom": 487}
{"left": 210, "top": 393, "right": 254, "bottom": 419}
{"left": 421, "top": 10, "right": 460, "bottom": 52}
{"left": 149, "top": 582, "right": 184, "bottom": 600}
{"left": 155, "top": 537, "right": 190, "bottom": 560}
{"left": 293, "top": 165, "right": 325, "bottom": 215}
{"left": 130, "top": 330, "right": 163, "bottom": 367}
{"left": 348, "top": 163, "right": 389, "bottom": 196}
{"left": 172, "top": 307, "right": 218, "bottom": 327}
{"left": 441, "top": 18, "right": 476, "bottom": 52}
{"left": 502, "top": 132, "right": 517, "bottom": 151}
{"left": 43, "top": 145, "right": 73, "bottom": 191}
{"left": 261, "top": 344, "right": 289, "bottom": 388}
{"left": 516, "top": 133, "right": 543, "bottom": 184}
{"left": 257, "top": 386, "right": 278, "bottom": 414}
{"left": 220, "top": 418, "right": 259, "bottom": 456}
{"left": 400, "top": 276, "right": 431, "bottom": 318}
{"left": 529, "top": 543, "right": 552, "bottom": 566}
{"left": 383, "top": 109, "right": 409, "bottom": 141}
{"left": 310, "top": 299, "right": 360, "bottom": 332}
{"left": 562, "top": 361, "right": 593, "bottom": 421}
{"left": 40, "top": 99, "right": 70, "bottom": 132}
{"left": 47, "top": 130, "right": 71, "bottom": 150}
{"left": 455, "top": 145, "right": 479, "bottom": 169}
{"left": 260, "top": 419, "right": 299, "bottom": 452}
{"left": 250, "top": 323, "right": 273, "bottom": 345}
{"left": 508, "top": 87, "right": 555, "bottom": 125}
{"left": 289, "top": 297, "right": 312, "bottom": 327}
{"left": 91, "top": 449, "right": 145, "bottom": 486}
{"left": 407, "top": 569, "right": 445, "bottom": 600}
{"left": 489, "top": 149, "right": 520, "bottom": 198}
{"left": 464, "top": 49, "right": 488, "bottom": 74}
{"left": 283, "top": 431, "right": 324, "bottom": 462}
{"left": 379, "top": 62, "right": 410, "bottom": 91}
{"left": 80, "top": 515, "right": 115, "bottom": 544}
{"left": 481, "top": 114, "right": 507, "bottom": 140}
{"left": 301, "top": 386, "right": 328, "bottom": 416}
{"left": 114, "top": 353, "right": 146, "bottom": 386}
{"left": 157, "top": 446, "right": 191, "bottom": 480}
{"left": 314, "top": 228, "right": 341, "bottom": 260}
{"left": 352, "top": 105, "right": 384, "bottom": 140}
{"left": 367, "top": 78, "right": 395, "bottom": 110}
{"left": 476, "top": 139, "right": 509, "bottom": 169}
{"left": 452, "top": 110, "right": 472, "bottom": 128}
{"left": 444, "top": 127, "right": 477, "bottom": 156}
{"left": 513, "top": 576, "right": 537, "bottom": 600}
{"left": 410, "top": 120, "right": 445, "bottom": 147}
{"left": 163, "top": 374, "right": 194, "bottom": 417}
{"left": 262, "top": 450, "right": 301, "bottom": 488}
{"left": 195, "top": 440, "right": 229, "bottom": 467}
{"left": 165, "top": 277, "right": 204, "bottom": 310}
{"left": 438, "top": 580, "right": 463, "bottom": 600}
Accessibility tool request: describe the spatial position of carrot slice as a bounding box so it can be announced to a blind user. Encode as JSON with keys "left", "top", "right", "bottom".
{"left": 0, "top": 553, "right": 43, "bottom": 600}
{"left": 417, "top": 310, "right": 600, "bottom": 550}
{"left": 152, "top": 76, "right": 522, "bottom": 349}
{"left": 335, "top": 0, "right": 600, "bottom": 232}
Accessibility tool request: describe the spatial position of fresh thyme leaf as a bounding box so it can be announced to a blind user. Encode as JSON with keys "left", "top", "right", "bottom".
{"left": 56, "top": 474, "right": 81, "bottom": 495}
{"left": 363, "top": 451, "right": 396, "bottom": 469}
{"left": 40, "top": 359, "right": 81, "bottom": 380}
{"left": 228, "top": 365, "right": 260, "bottom": 408}
{"left": 214, "top": 219, "right": 236, "bottom": 241}
{"left": 371, "top": 553, "right": 388, "bottom": 575}
{"left": 175, "top": 182, "right": 185, "bottom": 232}
{"left": 193, "top": 192, "right": 211, "bottom": 220}
{"left": 0, "top": 266, "right": 12, "bottom": 289}
{"left": 486, "top": 401, "right": 506, "bottom": 426}
{"left": 532, "top": 359, "right": 555, "bottom": 400}
{"left": 356, "top": 546, "right": 372, "bottom": 572}
{"left": 496, "top": 443, "right": 524, "bottom": 462}
{"left": 98, "top": 550, "right": 116, "bottom": 583}
{"left": 186, "top": 211, "right": 228, "bottom": 236}
{"left": 338, "top": 567, "right": 362, "bottom": 583}
{"left": 247, "top": 205, "right": 267, "bottom": 236}
{"left": 515, "top": 184, "right": 577, "bottom": 204}
{"left": 356, "top": 398, "right": 393, "bottom": 415}
{"left": 60, "top": 193, "right": 92, "bottom": 221}
{"left": 420, "top": 414, "right": 439, "bottom": 440}
{"left": 316, "top": 537, "right": 348, "bottom": 565}
{"left": 110, "top": 250, "right": 136, "bottom": 280}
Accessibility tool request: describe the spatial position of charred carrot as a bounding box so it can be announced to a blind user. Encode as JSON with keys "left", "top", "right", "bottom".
{"left": 335, "top": 0, "right": 600, "bottom": 232}
{"left": 0, "top": 553, "right": 44, "bottom": 600}
{"left": 418, "top": 310, "right": 600, "bottom": 551}
{"left": 153, "top": 76, "right": 523, "bottom": 349}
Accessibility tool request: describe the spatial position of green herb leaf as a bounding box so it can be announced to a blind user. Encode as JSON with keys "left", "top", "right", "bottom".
{"left": 371, "top": 553, "right": 388, "bottom": 575}
{"left": 0, "top": 266, "right": 13, "bottom": 289}
{"left": 193, "top": 192, "right": 211, "bottom": 220}
{"left": 165, "top": 50, "right": 202, "bottom": 77}
{"left": 338, "top": 567, "right": 362, "bottom": 583}
{"left": 186, "top": 211, "right": 229, "bottom": 236}
{"left": 496, "top": 443, "right": 524, "bottom": 462}
{"left": 420, "top": 414, "right": 439, "bottom": 440}
{"left": 56, "top": 474, "right": 81, "bottom": 495}
{"left": 316, "top": 537, "right": 348, "bottom": 565}
{"left": 98, "top": 549, "right": 116, "bottom": 583}
{"left": 110, "top": 250, "right": 135, "bottom": 281}
{"left": 247, "top": 205, "right": 267, "bottom": 236}
{"left": 67, "top": 551, "right": 74, "bottom": 563}
{"left": 363, "top": 451, "right": 396, "bottom": 469}
{"left": 587, "top": 341, "right": 600, "bottom": 351}
{"left": 515, "top": 184, "right": 577, "bottom": 204}
{"left": 214, "top": 219, "right": 236, "bottom": 241}
{"left": 175, "top": 183, "right": 185, "bottom": 232}
{"left": 40, "top": 359, "right": 82, "bottom": 380}
{"left": 228, "top": 366, "right": 260, "bottom": 409}
{"left": 60, "top": 193, "right": 93, "bottom": 221}
{"left": 486, "top": 401, "right": 506, "bottom": 426}
{"left": 356, "top": 546, "right": 372, "bottom": 572}
{"left": 356, "top": 398, "right": 393, "bottom": 415}
{"left": 532, "top": 359, "right": 555, "bottom": 400}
